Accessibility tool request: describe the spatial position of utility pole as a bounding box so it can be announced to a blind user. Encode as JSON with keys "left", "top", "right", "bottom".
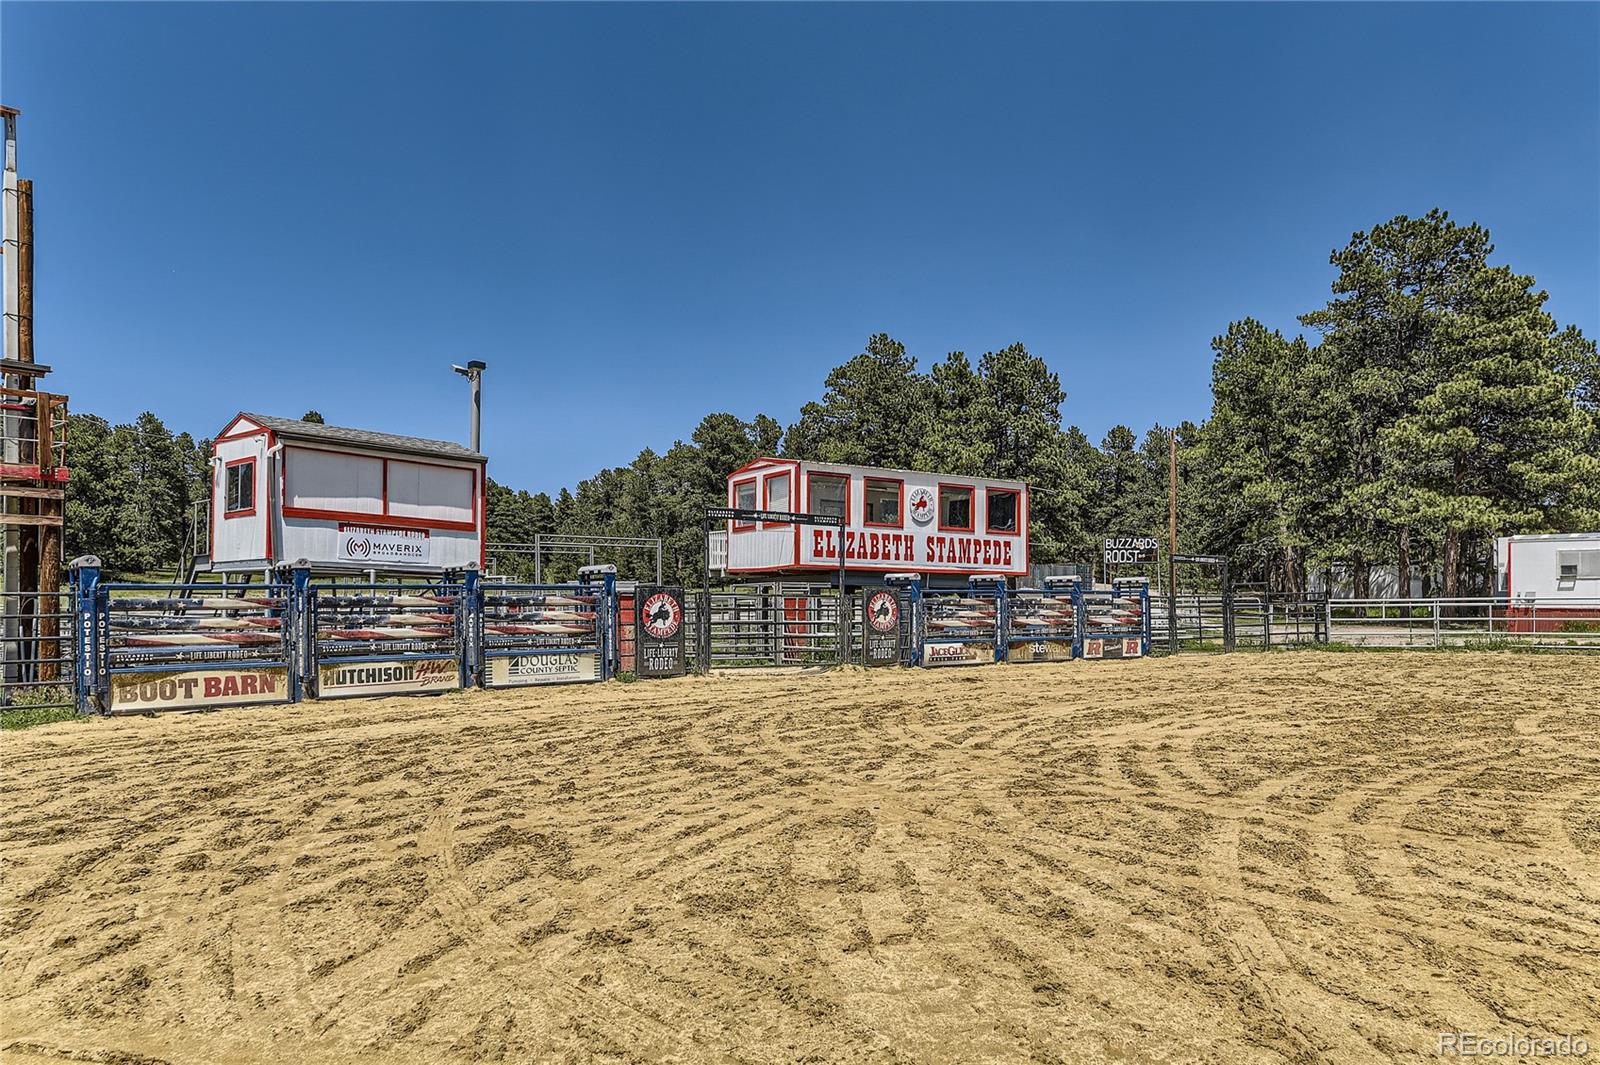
{"left": 452, "top": 360, "right": 486, "bottom": 453}
{"left": 1168, "top": 429, "right": 1178, "bottom": 653}
{"left": 3, "top": 106, "right": 20, "bottom": 684}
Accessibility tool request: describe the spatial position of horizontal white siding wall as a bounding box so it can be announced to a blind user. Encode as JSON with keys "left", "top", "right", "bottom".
{"left": 212, "top": 435, "right": 268, "bottom": 564}
{"left": 280, "top": 518, "right": 481, "bottom": 571}
{"left": 728, "top": 528, "right": 795, "bottom": 570}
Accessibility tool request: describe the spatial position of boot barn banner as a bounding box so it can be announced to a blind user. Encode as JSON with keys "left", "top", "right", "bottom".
{"left": 110, "top": 666, "right": 290, "bottom": 713}
{"left": 635, "top": 587, "right": 687, "bottom": 678}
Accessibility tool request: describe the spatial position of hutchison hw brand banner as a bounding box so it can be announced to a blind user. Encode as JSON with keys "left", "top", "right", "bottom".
{"left": 318, "top": 658, "right": 459, "bottom": 697}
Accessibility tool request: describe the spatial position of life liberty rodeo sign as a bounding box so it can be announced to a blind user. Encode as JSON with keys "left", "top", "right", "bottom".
{"left": 862, "top": 588, "right": 902, "bottom": 667}
{"left": 635, "top": 586, "right": 687, "bottom": 678}
{"left": 337, "top": 523, "right": 430, "bottom": 566}
{"left": 110, "top": 666, "right": 289, "bottom": 712}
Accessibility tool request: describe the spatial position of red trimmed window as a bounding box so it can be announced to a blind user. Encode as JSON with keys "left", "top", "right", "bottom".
{"left": 763, "top": 472, "right": 792, "bottom": 527}
{"left": 939, "top": 484, "right": 974, "bottom": 532}
{"left": 864, "top": 477, "right": 902, "bottom": 527}
{"left": 807, "top": 472, "right": 849, "bottom": 523}
{"left": 731, "top": 478, "right": 757, "bottom": 530}
{"left": 986, "top": 488, "right": 1020, "bottom": 534}
{"left": 224, "top": 459, "right": 255, "bottom": 516}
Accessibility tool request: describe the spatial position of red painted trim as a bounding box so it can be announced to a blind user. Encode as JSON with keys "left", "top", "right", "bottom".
{"left": 985, "top": 487, "right": 1022, "bottom": 535}
{"left": 726, "top": 456, "right": 787, "bottom": 478}
{"left": 479, "top": 467, "right": 487, "bottom": 571}
{"left": 729, "top": 477, "right": 758, "bottom": 530}
{"left": 223, "top": 457, "right": 257, "bottom": 518}
{"left": 214, "top": 413, "right": 266, "bottom": 440}
{"left": 213, "top": 427, "right": 270, "bottom": 445}
{"left": 937, "top": 482, "right": 975, "bottom": 533}
{"left": 762, "top": 471, "right": 793, "bottom": 529}
{"left": 281, "top": 505, "right": 476, "bottom": 532}
{"left": 863, "top": 476, "right": 904, "bottom": 528}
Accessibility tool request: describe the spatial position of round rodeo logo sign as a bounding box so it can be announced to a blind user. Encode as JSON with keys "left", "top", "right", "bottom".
{"left": 641, "top": 592, "right": 682, "bottom": 640}
{"left": 866, "top": 590, "right": 900, "bottom": 632}
{"left": 908, "top": 487, "right": 935, "bottom": 525}
{"left": 346, "top": 536, "right": 372, "bottom": 559}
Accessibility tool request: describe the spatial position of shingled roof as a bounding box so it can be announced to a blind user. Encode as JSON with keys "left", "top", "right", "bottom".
{"left": 239, "top": 412, "right": 485, "bottom": 463}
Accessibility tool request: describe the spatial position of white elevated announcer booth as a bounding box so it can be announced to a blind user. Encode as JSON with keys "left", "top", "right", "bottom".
{"left": 206, "top": 412, "right": 486, "bottom": 574}
{"left": 723, "top": 458, "right": 1028, "bottom": 583}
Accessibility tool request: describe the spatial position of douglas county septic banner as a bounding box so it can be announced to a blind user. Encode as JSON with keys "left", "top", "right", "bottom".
{"left": 337, "top": 523, "right": 431, "bottom": 566}
{"left": 487, "top": 651, "right": 600, "bottom": 686}
{"left": 635, "top": 586, "right": 687, "bottom": 678}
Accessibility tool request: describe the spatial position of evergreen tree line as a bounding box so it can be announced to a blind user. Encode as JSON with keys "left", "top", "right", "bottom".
{"left": 63, "top": 212, "right": 1598, "bottom": 593}
{"left": 489, "top": 212, "right": 1599, "bottom": 594}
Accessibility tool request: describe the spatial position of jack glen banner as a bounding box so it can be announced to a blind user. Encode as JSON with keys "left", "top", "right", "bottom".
{"left": 861, "top": 588, "right": 902, "bottom": 667}
{"left": 635, "top": 586, "right": 687, "bottom": 678}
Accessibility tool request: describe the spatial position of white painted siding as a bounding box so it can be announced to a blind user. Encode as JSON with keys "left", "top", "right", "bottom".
{"left": 727, "top": 528, "right": 796, "bottom": 570}
{"left": 1498, "top": 533, "right": 1600, "bottom": 600}
{"left": 280, "top": 517, "right": 481, "bottom": 571}
{"left": 211, "top": 435, "right": 269, "bottom": 564}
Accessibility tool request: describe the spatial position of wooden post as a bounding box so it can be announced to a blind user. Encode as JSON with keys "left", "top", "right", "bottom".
{"left": 1167, "top": 430, "right": 1178, "bottom": 653}
{"left": 16, "top": 180, "right": 32, "bottom": 377}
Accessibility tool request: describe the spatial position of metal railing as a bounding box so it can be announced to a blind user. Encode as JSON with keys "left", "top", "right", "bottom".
{"left": 0, "top": 387, "right": 68, "bottom": 474}
{"left": 687, "top": 584, "right": 844, "bottom": 668}
{"left": 1327, "top": 597, "right": 1600, "bottom": 651}
{"left": 1150, "top": 594, "right": 1329, "bottom": 651}
{"left": 0, "top": 589, "right": 74, "bottom": 709}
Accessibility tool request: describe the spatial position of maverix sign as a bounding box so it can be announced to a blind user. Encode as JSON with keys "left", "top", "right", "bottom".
{"left": 337, "top": 523, "right": 431, "bottom": 567}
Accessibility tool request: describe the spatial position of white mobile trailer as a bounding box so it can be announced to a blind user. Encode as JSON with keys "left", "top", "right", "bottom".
{"left": 1495, "top": 532, "right": 1600, "bottom": 601}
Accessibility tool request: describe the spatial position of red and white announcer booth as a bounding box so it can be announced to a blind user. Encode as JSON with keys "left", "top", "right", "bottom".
{"left": 205, "top": 412, "right": 486, "bottom": 575}
{"left": 723, "top": 458, "right": 1029, "bottom": 587}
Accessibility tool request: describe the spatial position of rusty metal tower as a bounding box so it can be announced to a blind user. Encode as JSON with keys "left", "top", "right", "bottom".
{"left": 2, "top": 104, "right": 70, "bottom": 687}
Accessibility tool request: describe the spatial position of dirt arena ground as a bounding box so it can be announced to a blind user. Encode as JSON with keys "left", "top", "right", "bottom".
{"left": 2, "top": 652, "right": 1597, "bottom": 1064}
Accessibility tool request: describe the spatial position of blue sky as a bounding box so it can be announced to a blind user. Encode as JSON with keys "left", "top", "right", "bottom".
{"left": 5, "top": 2, "right": 1597, "bottom": 494}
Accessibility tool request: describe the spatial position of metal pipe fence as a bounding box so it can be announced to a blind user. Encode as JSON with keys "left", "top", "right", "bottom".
{"left": 0, "top": 589, "right": 74, "bottom": 709}
{"left": 1327, "top": 597, "right": 1600, "bottom": 651}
